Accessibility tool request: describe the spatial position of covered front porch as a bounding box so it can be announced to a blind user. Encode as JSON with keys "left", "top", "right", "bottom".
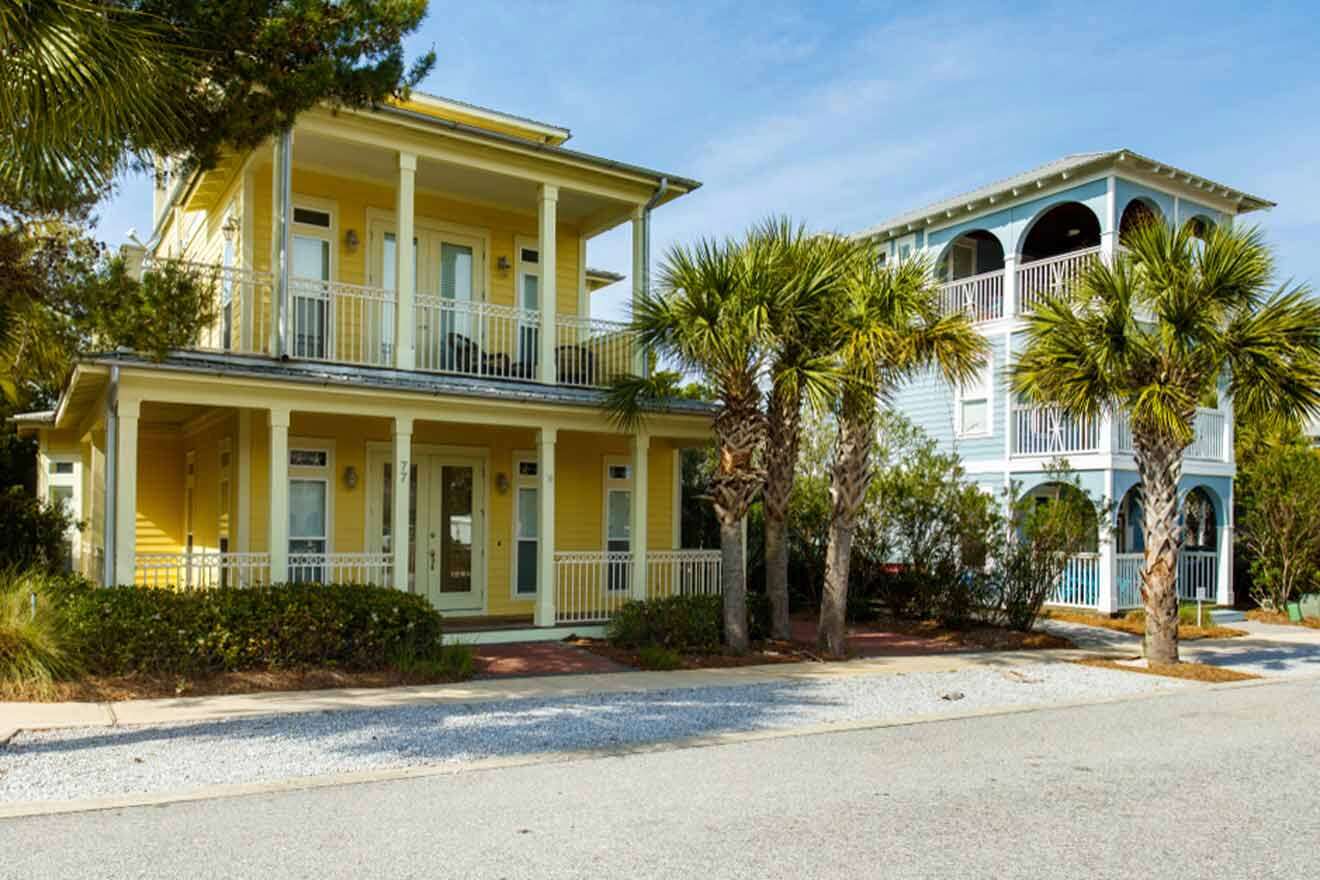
{"left": 59, "top": 358, "right": 721, "bottom": 636}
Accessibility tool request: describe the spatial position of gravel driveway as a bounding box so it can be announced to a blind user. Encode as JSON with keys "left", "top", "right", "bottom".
{"left": 1, "top": 663, "right": 1188, "bottom": 804}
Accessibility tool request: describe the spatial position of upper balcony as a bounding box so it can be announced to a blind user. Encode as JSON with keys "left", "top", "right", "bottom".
{"left": 1010, "top": 404, "right": 1230, "bottom": 462}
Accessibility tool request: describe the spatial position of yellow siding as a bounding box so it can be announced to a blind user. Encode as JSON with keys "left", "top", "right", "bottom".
{"left": 136, "top": 431, "right": 185, "bottom": 555}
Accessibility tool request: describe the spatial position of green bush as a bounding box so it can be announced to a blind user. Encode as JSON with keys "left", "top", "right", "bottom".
{"left": 0, "top": 570, "right": 81, "bottom": 694}
{"left": 606, "top": 595, "right": 723, "bottom": 652}
{"left": 637, "top": 644, "right": 683, "bottom": 670}
{"left": 391, "top": 641, "right": 474, "bottom": 680}
{"left": 0, "top": 487, "right": 78, "bottom": 572}
{"left": 54, "top": 581, "right": 444, "bottom": 676}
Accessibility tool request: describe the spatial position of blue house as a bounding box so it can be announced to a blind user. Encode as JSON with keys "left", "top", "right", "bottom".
{"left": 855, "top": 150, "right": 1273, "bottom": 612}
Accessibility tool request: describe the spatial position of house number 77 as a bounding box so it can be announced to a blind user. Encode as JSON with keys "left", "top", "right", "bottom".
{"left": 398, "top": 460, "right": 409, "bottom": 484}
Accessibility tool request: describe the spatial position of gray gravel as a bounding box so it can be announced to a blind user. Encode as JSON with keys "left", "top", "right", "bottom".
{"left": 0, "top": 663, "right": 1187, "bottom": 804}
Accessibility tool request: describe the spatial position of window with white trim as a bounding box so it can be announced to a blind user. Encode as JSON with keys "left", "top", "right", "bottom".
{"left": 955, "top": 359, "right": 994, "bottom": 437}
{"left": 513, "top": 456, "right": 539, "bottom": 597}
{"left": 46, "top": 458, "right": 80, "bottom": 572}
{"left": 604, "top": 458, "right": 632, "bottom": 592}
{"left": 289, "top": 446, "right": 331, "bottom": 583}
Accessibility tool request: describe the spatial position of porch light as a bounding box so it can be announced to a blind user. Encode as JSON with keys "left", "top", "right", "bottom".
{"left": 343, "top": 465, "right": 359, "bottom": 490}
{"left": 496, "top": 255, "right": 511, "bottom": 273}
{"left": 495, "top": 472, "right": 510, "bottom": 494}
{"left": 221, "top": 215, "right": 240, "bottom": 243}
{"left": 344, "top": 228, "right": 360, "bottom": 253}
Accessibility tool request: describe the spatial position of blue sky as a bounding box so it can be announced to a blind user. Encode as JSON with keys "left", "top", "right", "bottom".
{"left": 97, "top": 1, "right": 1320, "bottom": 320}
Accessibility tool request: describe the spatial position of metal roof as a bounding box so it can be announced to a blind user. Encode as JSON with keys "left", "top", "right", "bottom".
{"left": 855, "top": 149, "right": 1275, "bottom": 242}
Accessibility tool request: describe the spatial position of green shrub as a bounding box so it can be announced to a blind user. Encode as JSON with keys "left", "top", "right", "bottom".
{"left": 637, "top": 644, "right": 683, "bottom": 670}
{"left": 0, "top": 487, "right": 78, "bottom": 572}
{"left": 0, "top": 570, "right": 81, "bottom": 694}
{"left": 55, "top": 581, "right": 444, "bottom": 675}
{"left": 606, "top": 595, "right": 722, "bottom": 652}
{"left": 391, "top": 641, "right": 474, "bottom": 681}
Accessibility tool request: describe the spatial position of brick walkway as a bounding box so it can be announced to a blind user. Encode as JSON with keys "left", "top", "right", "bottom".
{"left": 473, "top": 642, "right": 630, "bottom": 678}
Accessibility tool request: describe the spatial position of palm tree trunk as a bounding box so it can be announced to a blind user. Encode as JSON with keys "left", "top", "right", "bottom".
{"left": 719, "top": 516, "right": 749, "bottom": 653}
{"left": 1134, "top": 431, "right": 1187, "bottom": 664}
{"left": 818, "top": 407, "right": 874, "bottom": 658}
{"left": 763, "top": 384, "right": 802, "bottom": 641}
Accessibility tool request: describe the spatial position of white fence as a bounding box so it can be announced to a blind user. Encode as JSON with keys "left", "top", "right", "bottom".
{"left": 1113, "top": 408, "right": 1228, "bottom": 462}
{"left": 554, "top": 315, "right": 639, "bottom": 387}
{"left": 646, "top": 550, "right": 723, "bottom": 599}
{"left": 554, "top": 551, "right": 636, "bottom": 624}
{"left": 1013, "top": 406, "right": 1100, "bottom": 456}
{"left": 144, "top": 259, "right": 275, "bottom": 356}
{"left": 288, "top": 276, "right": 397, "bottom": 367}
{"left": 1049, "top": 553, "right": 1100, "bottom": 607}
{"left": 415, "top": 297, "right": 541, "bottom": 379}
{"left": 287, "top": 552, "right": 393, "bottom": 586}
{"left": 1114, "top": 551, "right": 1220, "bottom": 610}
{"left": 938, "top": 270, "right": 1004, "bottom": 323}
{"left": 1016, "top": 246, "right": 1101, "bottom": 313}
{"left": 1117, "top": 553, "right": 1143, "bottom": 609}
{"left": 134, "top": 552, "right": 272, "bottom": 589}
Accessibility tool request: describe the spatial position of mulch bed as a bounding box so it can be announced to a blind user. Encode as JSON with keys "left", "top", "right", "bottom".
{"left": 568, "top": 638, "right": 814, "bottom": 670}
{"left": 1, "top": 667, "right": 471, "bottom": 703}
{"left": 1245, "top": 609, "right": 1320, "bottom": 629}
{"left": 1074, "top": 657, "right": 1260, "bottom": 683}
{"left": 1044, "top": 608, "right": 1247, "bottom": 641}
{"left": 865, "top": 617, "right": 1073, "bottom": 652}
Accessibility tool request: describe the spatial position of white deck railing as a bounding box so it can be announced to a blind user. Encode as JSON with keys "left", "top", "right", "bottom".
{"left": 938, "top": 269, "right": 1004, "bottom": 323}
{"left": 554, "top": 315, "right": 639, "bottom": 387}
{"left": 287, "top": 552, "right": 393, "bottom": 586}
{"left": 1114, "top": 408, "right": 1228, "bottom": 462}
{"left": 1016, "top": 246, "right": 1101, "bottom": 313}
{"left": 554, "top": 551, "right": 635, "bottom": 624}
{"left": 134, "top": 552, "right": 272, "bottom": 589}
{"left": 143, "top": 260, "right": 276, "bottom": 356}
{"left": 288, "top": 276, "right": 397, "bottom": 367}
{"left": 646, "top": 550, "right": 723, "bottom": 599}
{"left": 1116, "top": 551, "right": 1219, "bottom": 609}
{"left": 1049, "top": 552, "right": 1100, "bottom": 607}
{"left": 1012, "top": 406, "right": 1100, "bottom": 456}
{"left": 415, "top": 297, "right": 542, "bottom": 379}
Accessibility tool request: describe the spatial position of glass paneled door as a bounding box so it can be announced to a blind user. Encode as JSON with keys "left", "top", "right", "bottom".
{"left": 417, "top": 456, "right": 482, "bottom": 611}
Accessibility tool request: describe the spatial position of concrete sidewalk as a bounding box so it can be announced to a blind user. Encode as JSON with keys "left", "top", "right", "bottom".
{"left": 0, "top": 644, "right": 1131, "bottom": 740}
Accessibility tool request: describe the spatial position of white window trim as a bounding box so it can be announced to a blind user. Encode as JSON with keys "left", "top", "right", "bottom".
{"left": 602, "top": 455, "right": 633, "bottom": 551}
{"left": 291, "top": 194, "right": 339, "bottom": 283}
{"left": 511, "top": 450, "right": 539, "bottom": 600}
{"left": 954, "top": 358, "right": 995, "bottom": 439}
{"left": 288, "top": 437, "right": 335, "bottom": 558}
{"left": 43, "top": 452, "right": 83, "bottom": 567}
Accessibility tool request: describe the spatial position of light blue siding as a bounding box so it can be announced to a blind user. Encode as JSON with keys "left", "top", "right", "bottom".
{"left": 889, "top": 333, "right": 1007, "bottom": 462}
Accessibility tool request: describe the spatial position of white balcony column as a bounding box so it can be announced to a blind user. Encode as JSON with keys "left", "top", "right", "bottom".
{"left": 1219, "top": 486, "right": 1235, "bottom": 606}
{"left": 537, "top": 184, "right": 559, "bottom": 384}
{"left": 390, "top": 416, "right": 413, "bottom": 592}
{"left": 630, "top": 431, "right": 650, "bottom": 601}
{"left": 272, "top": 129, "right": 293, "bottom": 358}
{"left": 1101, "top": 173, "right": 1118, "bottom": 262}
{"left": 395, "top": 151, "right": 418, "bottom": 371}
{"left": 1097, "top": 468, "right": 1117, "bottom": 614}
{"left": 535, "top": 427, "right": 557, "bottom": 626}
{"left": 112, "top": 396, "right": 140, "bottom": 586}
{"left": 268, "top": 407, "right": 291, "bottom": 583}
{"left": 1002, "top": 253, "right": 1018, "bottom": 317}
{"left": 630, "top": 206, "right": 648, "bottom": 375}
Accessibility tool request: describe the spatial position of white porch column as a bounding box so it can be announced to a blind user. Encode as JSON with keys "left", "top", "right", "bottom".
{"left": 535, "top": 428, "right": 557, "bottom": 626}
{"left": 112, "top": 396, "right": 140, "bottom": 586}
{"left": 630, "top": 431, "right": 650, "bottom": 600}
{"left": 537, "top": 184, "right": 559, "bottom": 384}
{"left": 1097, "top": 468, "right": 1117, "bottom": 614}
{"left": 395, "top": 152, "right": 417, "bottom": 371}
{"left": 1002, "top": 253, "right": 1018, "bottom": 318}
{"left": 630, "top": 206, "right": 648, "bottom": 375}
{"left": 1219, "top": 486, "right": 1235, "bottom": 606}
{"left": 391, "top": 416, "right": 413, "bottom": 592}
{"left": 268, "top": 407, "right": 290, "bottom": 583}
{"left": 1101, "top": 174, "right": 1118, "bottom": 261}
{"left": 272, "top": 130, "right": 293, "bottom": 358}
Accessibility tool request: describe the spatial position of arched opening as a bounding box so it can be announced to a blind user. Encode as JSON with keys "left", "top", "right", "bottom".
{"left": 1019, "top": 482, "right": 1100, "bottom": 552}
{"left": 1119, "top": 198, "right": 1163, "bottom": 242}
{"left": 1182, "top": 487, "right": 1218, "bottom": 551}
{"left": 936, "top": 230, "right": 1004, "bottom": 281}
{"left": 1115, "top": 485, "right": 1144, "bottom": 554}
{"left": 1019, "top": 201, "right": 1102, "bottom": 262}
{"left": 1184, "top": 215, "right": 1216, "bottom": 240}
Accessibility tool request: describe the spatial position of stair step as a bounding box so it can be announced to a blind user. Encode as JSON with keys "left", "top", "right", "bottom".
{"left": 1210, "top": 608, "right": 1246, "bottom": 624}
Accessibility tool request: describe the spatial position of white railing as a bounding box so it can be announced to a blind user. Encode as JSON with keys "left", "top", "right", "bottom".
{"left": 287, "top": 552, "right": 393, "bottom": 586}
{"left": 1113, "top": 408, "right": 1228, "bottom": 462}
{"left": 1012, "top": 406, "right": 1100, "bottom": 456}
{"left": 415, "top": 297, "right": 542, "bottom": 379}
{"left": 554, "top": 316, "right": 639, "bottom": 388}
{"left": 1178, "top": 550, "right": 1218, "bottom": 602}
{"left": 1016, "top": 246, "right": 1101, "bottom": 313}
{"left": 1050, "top": 552, "right": 1100, "bottom": 607}
{"left": 938, "top": 269, "right": 1004, "bottom": 323}
{"left": 288, "top": 276, "right": 397, "bottom": 367}
{"left": 646, "top": 550, "right": 723, "bottom": 599}
{"left": 1117, "top": 552, "right": 1143, "bottom": 609}
{"left": 143, "top": 259, "right": 275, "bottom": 356}
{"left": 554, "top": 551, "right": 635, "bottom": 624}
{"left": 134, "top": 552, "right": 272, "bottom": 589}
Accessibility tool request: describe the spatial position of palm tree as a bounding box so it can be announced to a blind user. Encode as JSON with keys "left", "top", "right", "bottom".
{"left": 817, "top": 251, "right": 987, "bottom": 657}
{"left": 0, "top": 1, "right": 197, "bottom": 212}
{"left": 606, "top": 236, "right": 773, "bottom": 653}
{"left": 754, "top": 218, "right": 854, "bottom": 641}
{"left": 1012, "top": 220, "right": 1320, "bottom": 663}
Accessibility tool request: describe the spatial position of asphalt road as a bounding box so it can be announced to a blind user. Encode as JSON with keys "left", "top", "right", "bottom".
{"left": 3, "top": 677, "right": 1318, "bottom": 879}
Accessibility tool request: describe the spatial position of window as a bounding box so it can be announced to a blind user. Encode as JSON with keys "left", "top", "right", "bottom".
{"left": 290, "top": 449, "right": 327, "bottom": 467}
{"left": 293, "top": 207, "right": 331, "bottom": 228}
{"left": 956, "top": 360, "right": 994, "bottom": 437}
{"left": 604, "top": 458, "right": 633, "bottom": 592}
{"left": 289, "top": 479, "right": 328, "bottom": 582}
{"left": 516, "top": 243, "right": 540, "bottom": 368}
{"left": 513, "top": 457, "right": 539, "bottom": 596}
{"left": 46, "top": 458, "right": 80, "bottom": 572}
{"left": 49, "top": 461, "right": 74, "bottom": 475}
{"left": 608, "top": 464, "right": 631, "bottom": 481}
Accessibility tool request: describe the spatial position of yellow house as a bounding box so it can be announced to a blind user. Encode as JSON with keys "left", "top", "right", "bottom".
{"left": 17, "top": 93, "right": 719, "bottom": 640}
